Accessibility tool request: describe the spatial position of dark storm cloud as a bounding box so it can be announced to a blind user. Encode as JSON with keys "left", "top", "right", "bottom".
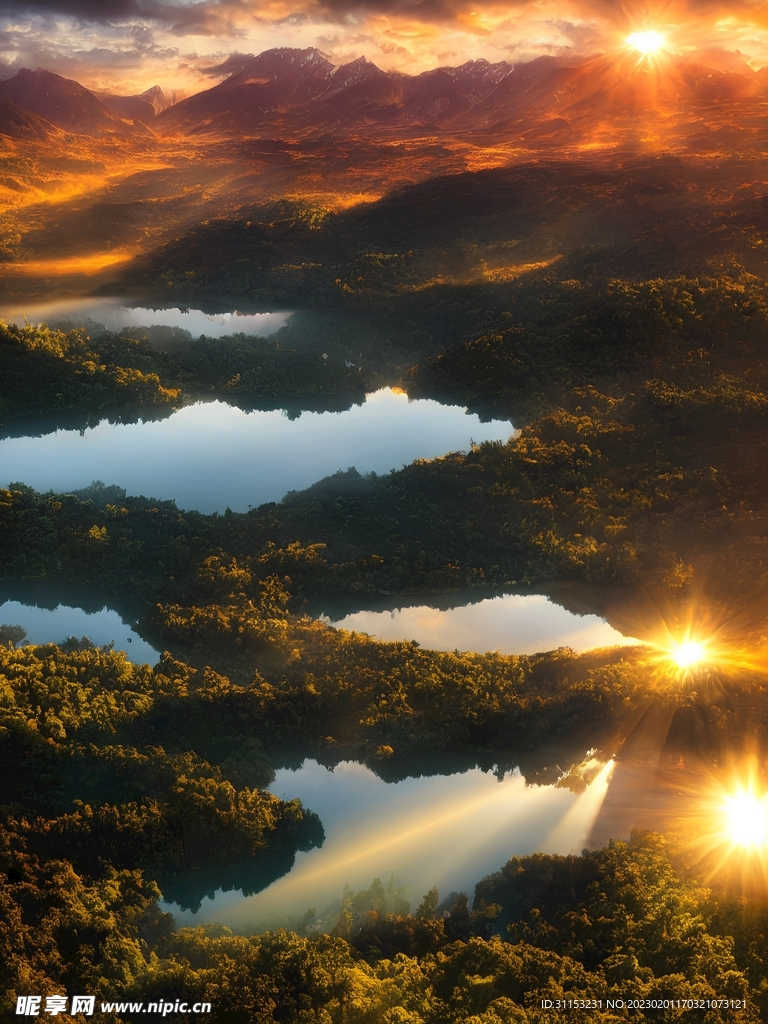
{"left": 0, "top": 0, "right": 220, "bottom": 30}
{"left": 0, "top": 0, "right": 259, "bottom": 38}
{"left": 0, "top": 0, "right": 147, "bottom": 16}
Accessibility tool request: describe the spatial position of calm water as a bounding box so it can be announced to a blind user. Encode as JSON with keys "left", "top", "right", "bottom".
{"left": 325, "top": 593, "right": 638, "bottom": 654}
{"left": 0, "top": 588, "right": 636, "bottom": 663}
{"left": 1, "top": 389, "right": 513, "bottom": 513}
{"left": 5, "top": 298, "right": 289, "bottom": 339}
{"left": 0, "top": 598, "right": 159, "bottom": 664}
{"left": 169, "top": 757, "right": 614, "bottom": 928}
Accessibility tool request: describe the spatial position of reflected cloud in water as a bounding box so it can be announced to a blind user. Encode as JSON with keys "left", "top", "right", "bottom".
{"left": 326, "top": 593, "right": 638, "bottom": 654}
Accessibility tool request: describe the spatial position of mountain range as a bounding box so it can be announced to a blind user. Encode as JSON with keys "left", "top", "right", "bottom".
{"left": 4, "top": 45, "right": 768, "bottom": 146}
{"left": 5, "top": 44, "right": 768, "bottom": 307}
{"left": 152, "top": 48, "right": 517, "bottom": 135}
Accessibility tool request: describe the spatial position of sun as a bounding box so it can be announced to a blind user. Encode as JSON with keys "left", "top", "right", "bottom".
{"left": 645, "top": 628, "right": 719, "bottom": 684}
{"left": 685, "top": 771, "right": 768, "bottom": 889}
{"left": 626, "top": 30, "right": 666, "bottom": 55}
{"left": 671, "top": 639, "right": 706, "bottom": 670}
{"left": 723, "top": 788, "right": 768, "bottom": 850}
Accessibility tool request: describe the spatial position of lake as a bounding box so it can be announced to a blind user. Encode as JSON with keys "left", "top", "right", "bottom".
{"left": 0, "top": 596, "right": 159, "bottom": 663}
{"left": 1, "top": 388, "right": 513, "bottom": 514}
{"left": 0, "top": 586, "right": 637, "bottom": 663}
{"left": 5, "top": 297, "right": 289, "bottom": 339}
{"left": 0, "top": 382, "right": 639, "bottom": 659}
{"left": 169, "top": 755, "right": 615, "bottom": 929}
{"left": 0, "top": 582, "right": 637, "bottom": 928}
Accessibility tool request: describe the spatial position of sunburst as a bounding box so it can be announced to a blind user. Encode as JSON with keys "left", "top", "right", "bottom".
{"left": 627, "top": 30, "right": 666, "bottom": 55}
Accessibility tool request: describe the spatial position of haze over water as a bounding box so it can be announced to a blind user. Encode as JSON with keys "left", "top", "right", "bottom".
{"left": 4, "top": 300, "right": 290, "bottom": 339}
{"left": 169, "top": 758, "right": 614, "bottom": 929}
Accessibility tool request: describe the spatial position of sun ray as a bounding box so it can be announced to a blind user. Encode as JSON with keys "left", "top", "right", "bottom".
{"left": 634, "top": 590, "right": 768, "bottom": 685}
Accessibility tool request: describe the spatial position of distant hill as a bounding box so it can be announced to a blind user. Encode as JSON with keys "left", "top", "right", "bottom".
{"left": 122, "top": 154, "right": 763, "bottom": 307}
{"left": 0, "top": 67, "right": 143, "bottom": 136}
{"left": 5, "top": 48, "right": 762, "bottom": 150}
{"left": 98, "top": 85, "right": 173, "bottom": 124}
{"left": 6, "top": 44, "right": 768, "bottom": 309}
{"left": 473, "top": 49, "right": 761, "bottom": 123}
{"left": 155, "top": 48, "right": 336, "bottom": 133}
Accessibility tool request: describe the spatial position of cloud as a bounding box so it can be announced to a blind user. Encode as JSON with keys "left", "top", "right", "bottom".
{"left": 0, "top": 0, "right": 269, "bottom": 35}
{"left": 1, "top": 0, "right": 768, "bottom": 27}
{"left": 0, "top": 0, "right": 735, "bottom": 29}
{"left": 0, "top": 15, "right": 183, "bottom": 91}
{"left": 0, "top": 0, "right": 226, "bottom": 36}
{"left": 0, "top": 0, "right": 146, "bottom": 17}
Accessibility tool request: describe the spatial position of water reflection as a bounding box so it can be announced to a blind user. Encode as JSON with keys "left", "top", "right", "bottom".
{"left": 168, "top": 757, "right": 613, "bottom": 929}
{"left": 0, "top": 598, "right": 159, "bottom": 664}
{"left": 0, "top": 584, "right": 639, "bottom": 671}
{"left": 325, "top": 592, "right": 638, "bottom": 654}
{"left": 1, "top": 389, "right": 512, "bottom": 514}
{"left": 5, "top": 298, "right": 289, "bottom": 339}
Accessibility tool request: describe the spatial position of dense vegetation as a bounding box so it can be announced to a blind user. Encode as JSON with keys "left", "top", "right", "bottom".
{"left": 0, "top": 614, "right": 652, "bottom": 798}
{"left": 5, "top": 272, "right": 768, "bottom": 611}
{"left": 120, "top": 160, "right": 768, "bottom": 313}
{"left": 0, "top": 318, "right": 372, "bottom": 436}
{"left": 6, "top": 159, "right": 768, "bottom": 1020}
{"left": 102, "top": 326, "right": 370, "bottom": 410}
{"left": 0, "top": 641, "right": 323, "bottom": 915}
{"left": 11, "top": 258, "right": 768, "bottom": 445}
{"left": 0, "top": 612, "right": 765, "bottom": 1019}
{"left": 6, "top": 795, "right": 768, "bottom": 1021}
{"left": 3, "top": 637, "right": 768, "bottom": 1021}
{"left": 0, "top": 320, "right": 180, "bottom": 432}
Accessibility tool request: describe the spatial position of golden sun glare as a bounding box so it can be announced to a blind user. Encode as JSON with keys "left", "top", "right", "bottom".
{"left": 671, "top": 639, "right": 706, "bottom": 670}
{"left": 626, "top": 30, "right": 666, "bottom": 55}
{"left": 683, "top": 769, "right": 768, "bottom": 892}
{"left": 643, "top": 626, "right": 732, "bottom": 686}
{"left": 722, "top": 788, "right": 768, "bottom": 850}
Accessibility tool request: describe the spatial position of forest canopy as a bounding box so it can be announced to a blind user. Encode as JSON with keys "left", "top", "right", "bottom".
{"left": 5, "top": 210, "right": 768, "bottom": 1020}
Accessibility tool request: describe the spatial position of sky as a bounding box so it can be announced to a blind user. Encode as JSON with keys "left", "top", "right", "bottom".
{"left": 0, "top": 0, "right": 767, "bottom": 96}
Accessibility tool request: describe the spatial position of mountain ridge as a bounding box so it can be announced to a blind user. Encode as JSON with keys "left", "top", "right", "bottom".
{"left": 4, "top": 47, "right": 766, "bottom": 146}
{"left": 153, "top": 47, "right": 521, "bottom": 133}
{"left": 98, "top": 84, "right": 173, "bottom": 124}
{"left": 0, "top": 67, "right": 145, "bottom": 137}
